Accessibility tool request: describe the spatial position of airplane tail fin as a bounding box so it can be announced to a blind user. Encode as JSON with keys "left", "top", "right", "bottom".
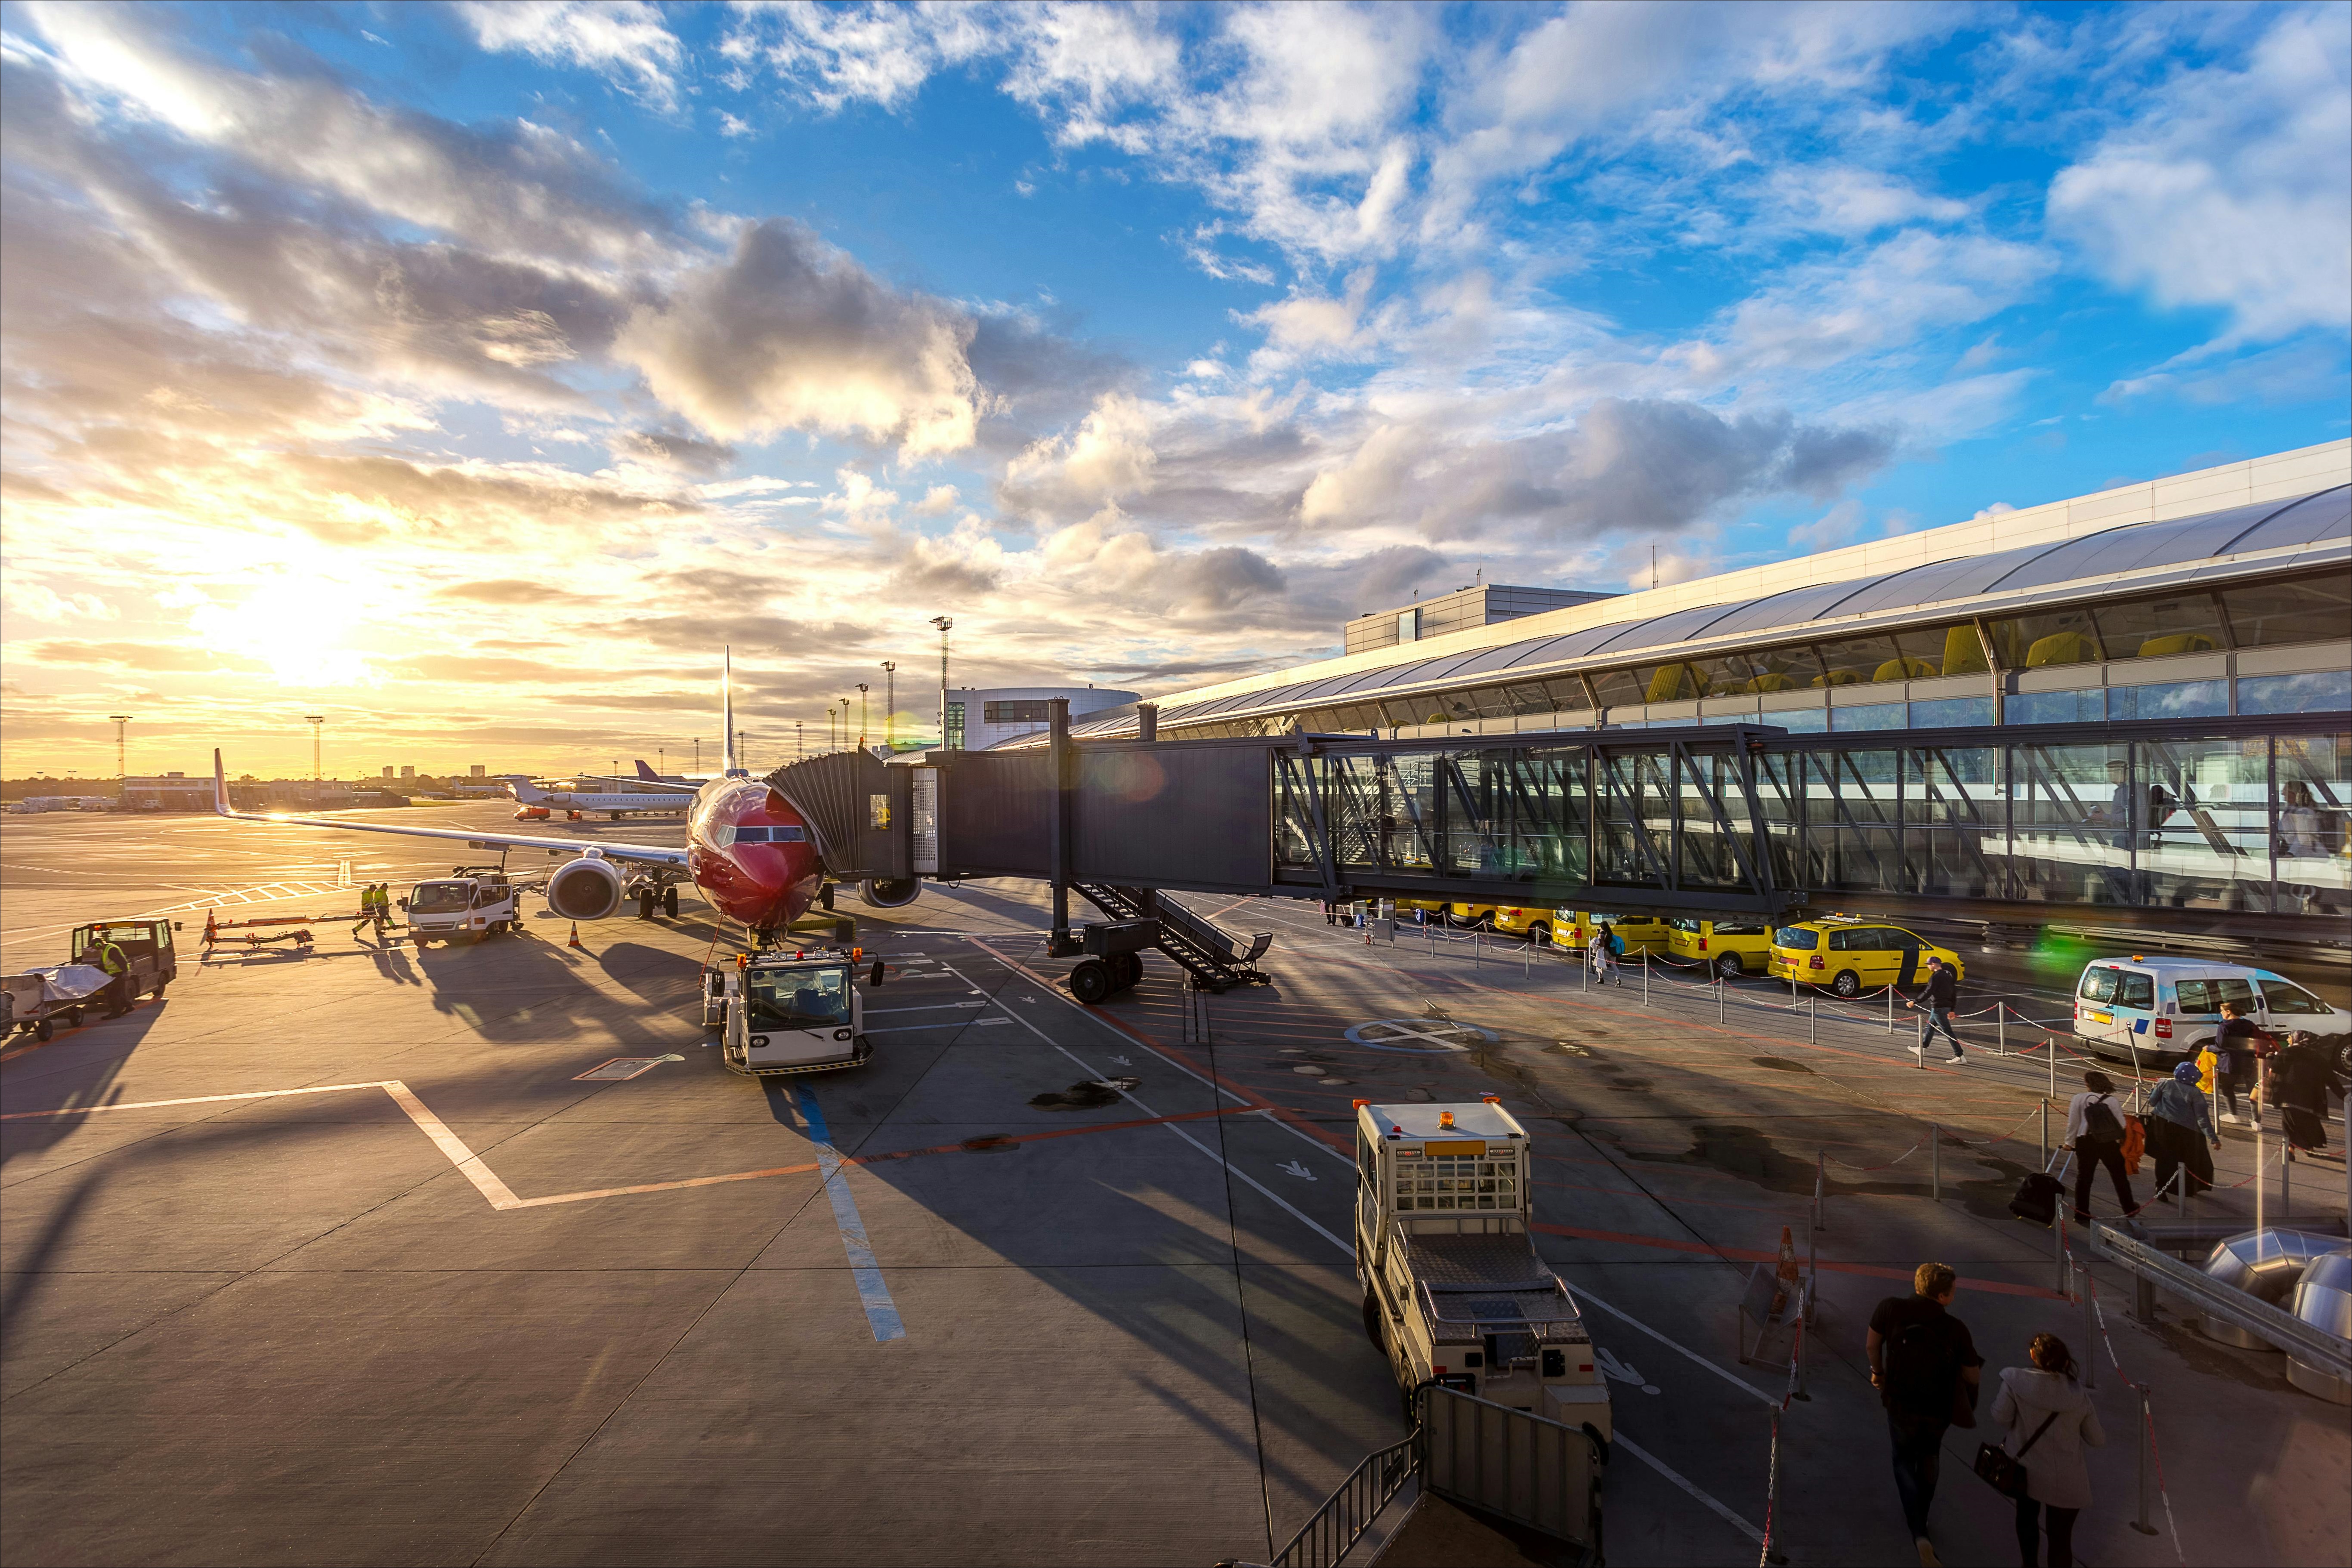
{"left": 721, "top": 647, "right": 741, "bottom": 776}
{"left": 506, "top": 778, "right": 551, "bottom": 803}
{"left": 213, "top": 749, "right": 231, "bottom": 815}
{"left": 635, "top": 759, "right": 661, "bottom": 781}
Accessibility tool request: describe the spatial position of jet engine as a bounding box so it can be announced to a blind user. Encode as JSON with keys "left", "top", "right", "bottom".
{"left": 547, "top": 855, "right": 626, "bottom": 920}
{"left": 859, "top": 877, "right": 921, "bottom": 908}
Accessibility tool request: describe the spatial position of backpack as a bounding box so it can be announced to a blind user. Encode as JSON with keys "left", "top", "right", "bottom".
{"left": 2081, "top": 1096, "right": 2124, "bottom": 1145}
{"left": 1882, "top": 1314, "right": 1958, "bottom": 1413}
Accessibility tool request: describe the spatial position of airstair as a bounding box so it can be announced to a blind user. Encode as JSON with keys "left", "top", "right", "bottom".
{"left": 1072, "top": 884, "right": 1272, "bottom": 992}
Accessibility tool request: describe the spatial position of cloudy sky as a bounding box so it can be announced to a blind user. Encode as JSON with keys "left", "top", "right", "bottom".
{"left": 3, "top": 1, "right": 2346, "bottom": 779}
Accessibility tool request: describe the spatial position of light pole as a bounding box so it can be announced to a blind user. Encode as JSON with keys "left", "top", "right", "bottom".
{"left": 796, "top": 722, "right": 804, "bottom": 759}
{"left": 930, "top": 616, "right": 953, "bottom": 749}
{"left": 880, "top": 661, "right": 896, "bottom": 750}
{"left": 837, "top": 698, "right": 850, "bottom": 752}
{"left": 305, "top": 715, "right": 325, "bottom": 781}
{"left": 857, "top": 683, "right": 870, "bottom": 750}
{"left": 693, "top": 738, "right": 701, "bottom": 772}
{"left": 108, "top": 715, "right": 132, "bottom": 782}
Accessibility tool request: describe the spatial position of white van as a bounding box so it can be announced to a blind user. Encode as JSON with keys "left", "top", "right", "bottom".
{"left": 2072, "top": 956, "right": 2348, "bottom": 1069}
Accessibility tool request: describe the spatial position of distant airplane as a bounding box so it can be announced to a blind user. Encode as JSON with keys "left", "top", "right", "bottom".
{"left": 211, "top": 650, "right": 915, "bottom": 934}
{"left": 504, "top": 777, "right": 693, "bottom": 821}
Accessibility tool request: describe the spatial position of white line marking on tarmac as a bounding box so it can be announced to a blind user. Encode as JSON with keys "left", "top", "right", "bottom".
{"left": 1610, "top": 1431, "right": 1765, "bottom": 1543}
{"left": 866, "top": 1002, "right": 988, "bottom": 1014}
{"left": 1567, "top": 1285, "right": 1776, "bottom": 1406}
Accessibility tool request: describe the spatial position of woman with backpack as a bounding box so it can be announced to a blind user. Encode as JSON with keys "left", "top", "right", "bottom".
{"left": 1988, "top": 1332, "right": 2105, "bottom": 1568}
{"left": 2062, "top": 1071, "right": 2135, "bottom": 1227}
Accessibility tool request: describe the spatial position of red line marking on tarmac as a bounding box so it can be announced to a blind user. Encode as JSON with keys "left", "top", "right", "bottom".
{"left": 1532, "top": 1221, "right": 2065, "bottom": 1299}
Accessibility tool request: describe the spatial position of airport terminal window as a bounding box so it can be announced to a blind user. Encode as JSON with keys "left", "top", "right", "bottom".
{"left": 1990, "top": 608, "right": 2102, "bottom": 668}
{"left": 2240, "top": 671, "right": 2352, "bottom": 714}
{"left": 2109, "top": 681, "right": 2228, "bottom": 720}
{"left": 1817, "top": 634, "right": 1901, "bottom": 685}
{"left": 1830, "top": 702, "right": 1906, "bottom": 731}
{"left": 2221, "top": 573, "right": 2351, "bottom": 648}
{"left": 1585, "top": 667, "right": 1644, "bottom": 708}
{"left": 1634, "top": 662, "right": 1700, "bottom": 703}
{"left": 2092, "top": 594, "right": 2226, "bottom": 660}
{"left": 2009, "top": 689, "right": 2105, "bottom": 725}
{"left": 1910, "top": 697, "right": 1995, "bottom": 728}
{"left": 983, "top": 701, "right": 1054, "bottom": 724}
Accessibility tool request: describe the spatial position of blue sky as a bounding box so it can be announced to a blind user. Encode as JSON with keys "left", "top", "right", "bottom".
{"left": 2, "top": 1, "right": 2346, "bottom": 775}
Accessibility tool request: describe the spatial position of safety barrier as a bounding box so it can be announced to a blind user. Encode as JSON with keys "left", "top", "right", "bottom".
{"left": 1267, "top": 1431, "right": 1415, "bottom": 1568}
{"left": 2085, "top": 1221, "right": 2352, "bottom": 1383}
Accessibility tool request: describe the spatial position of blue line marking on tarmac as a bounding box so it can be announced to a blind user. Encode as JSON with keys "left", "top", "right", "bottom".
{"left": 791, "top": 1083, "right": 907, "bottom": 1343}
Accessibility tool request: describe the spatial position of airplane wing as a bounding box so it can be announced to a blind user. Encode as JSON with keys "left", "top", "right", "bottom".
{"left": 211, "top": 751, "right": 689, "bottom": 867}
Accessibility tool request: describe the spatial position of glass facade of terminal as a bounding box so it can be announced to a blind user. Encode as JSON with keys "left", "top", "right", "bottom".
{"left": 1272, "top": 725, "right": 2349, "bottom": 925}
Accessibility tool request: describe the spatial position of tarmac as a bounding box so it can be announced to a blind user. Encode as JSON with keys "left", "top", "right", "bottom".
{"left": 2, "top": 806, "right": 2346, "bottom": 1566}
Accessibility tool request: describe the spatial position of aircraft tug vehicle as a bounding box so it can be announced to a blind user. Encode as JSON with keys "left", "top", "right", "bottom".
{"left": 704, "top": 945, "right": 877, "bottom": 1077}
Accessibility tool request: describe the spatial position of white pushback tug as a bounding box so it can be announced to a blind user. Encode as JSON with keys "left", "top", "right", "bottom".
{"left": 1354, "top": 1098, "right": 1612, "bottom": 1443}
{"left": 705, "top": 944, "right": 875, "bottom": 1077}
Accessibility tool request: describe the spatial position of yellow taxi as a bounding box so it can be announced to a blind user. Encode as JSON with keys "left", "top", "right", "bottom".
{"left": 1492, "top": 906, "right": 1582, "bottom": 946}
{"left": 1391, "top": 898, "right": 1450, "bottom": 920}
{"left": 1567, "top": 912, "right": 1672, "bottom": 957}
{"left": 1666, "top": 918, "right": 1775, "bottom": 979}
{"left": 1768, "top": 917, "right": 1965, "bottom": 998}
{"left": 1442, "top": 903, "right": 1500, "bottom": 927}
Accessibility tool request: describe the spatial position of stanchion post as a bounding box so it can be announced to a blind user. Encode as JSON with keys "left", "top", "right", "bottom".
{"left": 1814, "top": 1150, "right": 1826, "bottom": 1233}
{"left": 1915, "top": 1009, "right": 1925, "bottom": 1067}
{"left": 2130, "top": 1383, "right": 2157, "bottom": 1535}
{"left": 2048, "top": 1037, "right": 2057, "bottom": 1099}
{"left": 2040, "top": 1100, "right": 2048, "bottom": 1165}
{"left": 1998, "top": 1003, "right": 2006, "bottom": 1057}
{"left": 1643, "top": 953, "right": 1650, "bottom": 1006}
{"left": 2281, "top": 1143, "right": 2291, "bottom": 1220}
{"left": 1887, "top": 985, "right": 1895, "bottom": 1033}
{"left": 2082, "top": 1279, "right": 2096, "bottom": 1391}
{"left": 1931, "top": 1124, "right": 1940, "bottom": 1202}
{"left": 1808, "top": 994, "right": 1816, "bottom": 1045}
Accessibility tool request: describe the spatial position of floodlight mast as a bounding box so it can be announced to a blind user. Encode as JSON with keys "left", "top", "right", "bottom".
{"left": 305, "top": 715, "right": 325, "bottom": 781}
{"left": 930, "top": 617, "right": 953, "bottom": 750}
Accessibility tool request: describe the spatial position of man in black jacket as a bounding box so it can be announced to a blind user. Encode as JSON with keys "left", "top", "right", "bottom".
{"left": 1869, "top": 1261, "right": 1983, "bottom": 1566}
{"left": 1907, "top": 954, "right": 1966, "bottom": 1064}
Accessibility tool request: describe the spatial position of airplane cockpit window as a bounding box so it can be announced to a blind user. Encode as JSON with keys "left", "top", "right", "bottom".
{"left": 745, "top": 967, "right": 851, "bottom": 1029}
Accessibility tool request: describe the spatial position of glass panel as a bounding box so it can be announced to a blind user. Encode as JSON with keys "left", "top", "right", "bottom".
{"left": 1987, "top": 607, "right": 2102, "bottom": 669}
{"left": 1816, "top": 633, "right": 1903, "bottom": 686}
{"left": 2221, "top": 573, "right": 2351, "bottom": 648}
{"left": 1691, "top": 650, "right": 1775, "bottom": 696}
{"left": 1831, "top": 702, "right": 1906, "bottom": 731}
{"left": 2275, "top": 732, "right": 2351, "bottom": 922}
{"left": 2009, "top": 743, "right": 2135, "bottom": 906}
{"left": 2261, "top": 980, "right": 2331, "bottom": 1015}
{"left": 2116, "top": 971, "right": 2154, "bottom": 1009}
{"left": 2092, "top": 593, "right": 2226, "bottom": 660}
{"left": 2079, "top": 967, "right": 2120, "bottom": 1002}
{"left": 1805, "top": 750, "right": 1900, "bottom": 892}
{"left": 1889, "top": 625, "right": 1958, "bottom": 676}
{"left": 1935, "top": 624, "right": 1992, "bottom": 676}
{"left": 1587, "top": 668, "right": 1645, "bottom": 708}
{"left": 1911, "top": 697, "right": 1995, "bottom": 728}
{"left": 1439, "top": 748, "right": 1589, "bottom": 882}
{"left": 1768, "top": 706, "right": 1829, "bottom": 733}
{"left": 2136, "top": 736, "right": 2271, "bottom": 914}
{"left": 2010, "top": 688, "right": 2105, "bottom": 725}
{"left": 1757, "top": 753, "right": 1802, "bottom": 890}
{"left": 2109, "top": 681, "right": 2228, "bottom": 720}
{"left": 1675, "top": 747, "right": 1746, "bottom": 889}
{"left": 1908, "top": 746, "right": 2003, "bottom": 897}
{"left": 1594, "top": 750, "right": 1671, "bottom": 886}
{"left": 1636, "top": 662, "right": 1701, "bottom": 703}
{"left": 2239, "top": 671, "right": 2352, "bottom": 714}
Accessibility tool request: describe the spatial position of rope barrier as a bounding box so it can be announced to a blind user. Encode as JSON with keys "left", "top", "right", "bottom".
{"left": 2072, "top": 1260, "right": 2189, "bottom": 1563}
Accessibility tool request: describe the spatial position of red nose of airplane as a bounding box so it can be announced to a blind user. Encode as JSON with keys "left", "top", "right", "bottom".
{"left": 688, "top": 784, "right": 823, "bottom": 932}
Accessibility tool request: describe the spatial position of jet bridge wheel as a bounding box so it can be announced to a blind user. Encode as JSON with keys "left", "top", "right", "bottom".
{"left": 1110, "top": 952, "right": 1142, "bottom": 991}
{"left": 1069, "top": 960, "right": 1114, "bottom": 1006}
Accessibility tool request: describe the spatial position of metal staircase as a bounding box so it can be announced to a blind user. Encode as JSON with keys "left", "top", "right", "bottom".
{"left": 1072, "top": 884, "right": 1272, "bottom": 991}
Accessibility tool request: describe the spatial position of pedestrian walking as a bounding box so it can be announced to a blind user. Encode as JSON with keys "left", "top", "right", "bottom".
{"left": 2212, "top": 1001, "right": 2272, "bottom": 1125}
{"left": 1988, "top": 1332, "right": 2104, "bottom": 1568}
{"left": 1868, "top": 1261, "right": 1983, "bottom": 1567}
{"left": 1907, "top": 954, "right": 1967, "bottom": 1064}
{"left": 2145, "top": 1060, "right": 2219, "bottom": 1198}
{"left": 1588, "top": 922, "right": 1622, "bottom": 985}
{"left": 2271, "top": 1031, "right": 2348, "bottom": 1155}
{"left": 2062, "top": 1071, "right": 2135, "bottom": 1227}
{"left": 352, "top": 885, "right": 376, "bottom": 940}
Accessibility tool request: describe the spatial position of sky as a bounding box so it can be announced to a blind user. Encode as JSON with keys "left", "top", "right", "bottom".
{"left": 1, "top": 1, "right": 2346, "bottom": 781}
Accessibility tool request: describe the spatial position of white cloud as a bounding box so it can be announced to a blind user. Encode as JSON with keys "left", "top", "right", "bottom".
{"left": 2047, "top": 6, "right": 2351, "bottom": 344}
{"left": 915, "top": 483, "right": 961, "bottom": 515}
{"left": 1766, "top": 165, "right": 1970, "bottom": 235}
{"left": 1005, "top": 392, "right": 1158, "bottom": 508}
{"left": 457, "top": 2, "right": 686, "bottom": 113}
{"left": 721, "top": 0, "right": 994, "bottom": 114}
{"left": 5, "top": 584, "right": 118, "bottom": 623}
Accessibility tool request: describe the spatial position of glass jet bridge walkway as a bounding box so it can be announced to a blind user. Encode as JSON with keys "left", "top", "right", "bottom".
{"left": 773, "top": 706, "right": 2350, "bottom": 947}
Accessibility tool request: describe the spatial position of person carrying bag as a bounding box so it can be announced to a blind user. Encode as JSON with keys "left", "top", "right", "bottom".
{"left": 1982, "top": 1332, "right": 2104, "bottom": 1568}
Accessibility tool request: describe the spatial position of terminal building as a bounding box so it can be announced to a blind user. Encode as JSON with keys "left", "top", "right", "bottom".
{"left": 945, "top": 685, "right": 1139, "bottom": 751}
{"left": 950, "top": 441, "right": 2352, "bottom": 946}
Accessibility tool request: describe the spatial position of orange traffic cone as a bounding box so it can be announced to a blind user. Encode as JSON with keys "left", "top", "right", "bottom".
{"left": 567, "top": 922, "right": 584, "bottom": 950}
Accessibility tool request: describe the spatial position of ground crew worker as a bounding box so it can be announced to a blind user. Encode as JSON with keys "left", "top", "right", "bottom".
{"left": 352, "top": 884, "right": 382, "bottom": 940}
{"left": 373, "top": 883, "right": 393, "bottom": 931}
{"left": 90, "top": 934, "right": 132, "bottom": 1018}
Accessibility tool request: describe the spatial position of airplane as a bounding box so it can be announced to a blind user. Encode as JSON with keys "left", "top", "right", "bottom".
{"left": 209, "top": 651, "right": 921, "bottom": 935}
{"left": 504, "top": 776, "right": 695, "bottom": 821}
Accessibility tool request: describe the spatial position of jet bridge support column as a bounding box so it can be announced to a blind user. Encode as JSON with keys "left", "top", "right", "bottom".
{"left": 1049, "top": 697, "right": 1075, "bottom": 955}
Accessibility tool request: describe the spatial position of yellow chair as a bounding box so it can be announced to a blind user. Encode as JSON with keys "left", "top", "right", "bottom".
{"left": 1811, "top": 671, "right": 1858, "bottom": 688}
{"left": 1645, "top": 665, "right": 1695, "bottom": 703}
{"left": 2136, "top": 633, "right": 2216, "bottom": 658}
{"left": 1942, "top": 625, "right": 1990, "bottom": 675}
{"left": 2025, "top": 631, "right": 2099, "bottom": 667}
{"left": 1744, "top": 673, "right": 1797, "bottom": 693}
{"left": 1872, "top": 656, "right": 1937, "bottom": 683}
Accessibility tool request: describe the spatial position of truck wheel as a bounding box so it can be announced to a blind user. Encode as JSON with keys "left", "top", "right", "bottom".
{"left": 151, "top": 980, "right": 167, "bottom": 999}
{"left": 1716, "top": 954, "right": 1744, "bottom": 980}
{"left": 1362, "top": 1290, "right": 1385, "bottom": 1350}
{"left": 1832, "top": 969, "right": 1861, "bottom": 999}
{"left": 1069, "top": 960, "right": 1113, "bottom": 1005}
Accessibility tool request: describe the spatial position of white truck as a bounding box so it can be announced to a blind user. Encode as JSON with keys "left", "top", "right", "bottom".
{"left": 399, "top": 868, "right": 520, "bottom": 946}
{"left": 1355, "top": 1099, "right": 1612, "bottom": 1443}
{"left": 705, "top": 945, "right": 875, "bottom": 1077}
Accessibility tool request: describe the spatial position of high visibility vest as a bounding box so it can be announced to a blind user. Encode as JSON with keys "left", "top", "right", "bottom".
{"left": 369, "top": 887, "right": 385, "bottom": 913}
{"left": 94, "top": 942, "right": 126, "bottom": 976}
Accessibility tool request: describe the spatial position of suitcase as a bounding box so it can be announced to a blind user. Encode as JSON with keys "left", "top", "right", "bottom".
{"left": 2009, "top": 1152, "right": 2072, "bottom": 1228}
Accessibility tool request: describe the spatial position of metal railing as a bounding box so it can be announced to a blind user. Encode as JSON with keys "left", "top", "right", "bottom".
{"left": 1267, "top": 1383, "right": 1605, "bottom": 1568}
{"left": 1269, "top": 1432, "right": 1416, "bottom": 1568}
{"left": 2086, "top": 1221, "right": 2352, "bottom": 1380}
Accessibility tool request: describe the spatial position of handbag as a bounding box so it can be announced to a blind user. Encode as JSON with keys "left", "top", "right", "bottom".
{"left": 1974, "top": 1409, "right": 2060, "bottom": 1499}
